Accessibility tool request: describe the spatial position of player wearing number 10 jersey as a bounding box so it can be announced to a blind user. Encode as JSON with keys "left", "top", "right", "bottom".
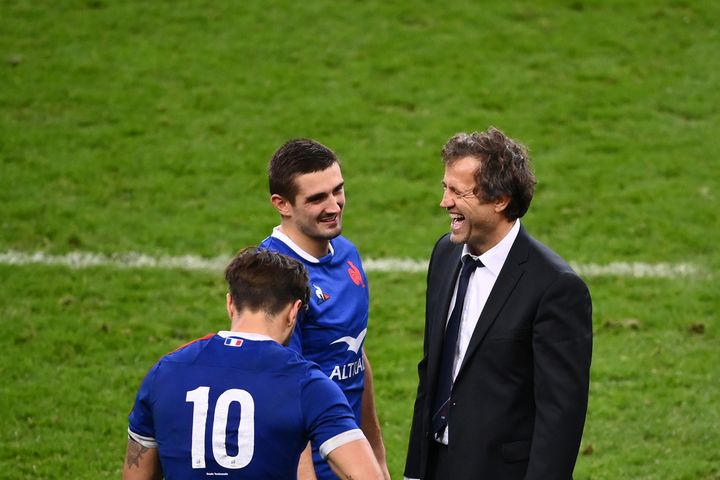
{"left": 128, "top": 332, "right": 362, "bottom": 478}
{"left": 123, "top": 248, "right": 383, "bottom": 480}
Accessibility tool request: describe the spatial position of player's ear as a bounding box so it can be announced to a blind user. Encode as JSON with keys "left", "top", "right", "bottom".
{"left": 226, "top": 293, "right": 234, "bottom": 320}
{"left": 287, "top": 299, "right": 303, "bottom": 329}
{"left": 270, "top": 193, "right": 293, "bottom": 217}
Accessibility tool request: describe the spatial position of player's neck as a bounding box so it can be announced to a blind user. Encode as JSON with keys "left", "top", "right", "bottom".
{"left": 230, "top": 313, "right": 276, "bottom": 340}
{"left": 277, "top": 224, "right": 330, "bottom": 259}
{"left": 230, "top": 309, "right": 292, "bottom": 345}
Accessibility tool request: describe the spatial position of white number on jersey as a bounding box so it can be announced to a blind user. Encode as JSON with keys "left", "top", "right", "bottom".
{"left": 185, "top": 386, "right": 255, "bottom": 469}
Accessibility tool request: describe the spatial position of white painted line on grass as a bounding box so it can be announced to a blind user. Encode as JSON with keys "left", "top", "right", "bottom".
{"left": 570, "top": 261, "right": 701, "bottom": 278}
{"left": 0, "top": 250, "right": 229, "bottom": 272}
{"left": 363, "top": 258, "right": 428, "bottom": 273}
{"left": 0, "top": 250, "right": 703, "bottom": 278}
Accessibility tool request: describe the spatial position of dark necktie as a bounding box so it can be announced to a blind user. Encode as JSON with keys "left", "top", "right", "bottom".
{"left": 431, "top": 255, "right": 484, "bottom": 437}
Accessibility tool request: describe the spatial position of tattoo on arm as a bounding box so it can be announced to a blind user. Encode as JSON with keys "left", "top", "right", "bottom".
{"left": 126, "top": 437, "right": 150, "bottom": 469}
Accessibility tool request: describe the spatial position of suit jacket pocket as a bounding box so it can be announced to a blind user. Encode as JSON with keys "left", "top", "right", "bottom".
{"left": 500, "top": 439, "right": 531, "bottom": 463}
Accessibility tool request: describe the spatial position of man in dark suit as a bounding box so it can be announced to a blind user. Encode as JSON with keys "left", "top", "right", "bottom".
{"left": 404, "top": 127, "right": 593, "bottom": 480}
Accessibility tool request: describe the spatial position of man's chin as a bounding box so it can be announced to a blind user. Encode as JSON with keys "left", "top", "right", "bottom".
{"left": 448, "top": 231, "right": 465, "bottom": 244}
{"left": 320, "top": 225, "right": 342, "bottom": 240}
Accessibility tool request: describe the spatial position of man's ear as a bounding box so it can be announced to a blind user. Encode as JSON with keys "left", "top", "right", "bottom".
{"left": 494, "top": 194, "right": 510, "bottom": 213}
{"left": 226, "top": 293, "right": 234, "bottom": 320}
{"left": 287, "top": 299, "right": 303, "bottom": 330}
{"left": 270, "top": 193, "right": 292, "bottom": 217}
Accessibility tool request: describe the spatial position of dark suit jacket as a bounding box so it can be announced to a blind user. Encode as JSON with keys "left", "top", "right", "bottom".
{"left": 405, "top": 226, "right": 592, "bottom": 480}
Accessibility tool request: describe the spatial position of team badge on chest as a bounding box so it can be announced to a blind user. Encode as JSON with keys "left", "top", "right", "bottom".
{"left": 313, "top": 284, "right": 331, "bottom": 304}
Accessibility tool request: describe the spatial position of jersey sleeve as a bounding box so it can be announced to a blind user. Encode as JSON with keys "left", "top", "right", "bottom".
{"left": 127, "top": 361, "right": 161, "bottom": 448}
{"left": 301, "top": 366, "right": 365, "bottom": 458}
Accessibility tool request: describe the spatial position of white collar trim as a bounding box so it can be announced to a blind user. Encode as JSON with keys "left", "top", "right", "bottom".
{"left": 271, "top": 226, "right": 334, "bottom": 263}
{"left": 217, "top": 331, "right": 274, "bottom": 342}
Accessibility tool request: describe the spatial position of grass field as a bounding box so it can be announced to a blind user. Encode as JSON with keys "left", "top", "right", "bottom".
{"left": 1, "top": 1, "right": 719, "bottom": 478}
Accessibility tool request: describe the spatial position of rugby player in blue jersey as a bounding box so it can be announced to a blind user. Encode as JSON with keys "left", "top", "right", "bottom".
{"left": 123, "top": 247, "right": 384, "bottom": 480}
{"left": 259, "top": 139, "right": 390, "bottom": 479}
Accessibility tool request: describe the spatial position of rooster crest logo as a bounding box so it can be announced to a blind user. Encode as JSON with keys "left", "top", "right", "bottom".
{"left": 313, "top": 284, "right": 330, "bottom": 305}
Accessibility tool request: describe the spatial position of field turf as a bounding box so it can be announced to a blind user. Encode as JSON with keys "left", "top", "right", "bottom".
{"left": 1, "top": 1, "right": 718, "bottom": 478}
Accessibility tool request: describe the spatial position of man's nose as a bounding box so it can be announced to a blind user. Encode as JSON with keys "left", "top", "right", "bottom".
{"left": 325, "top": 196, "right": 342, "bottom": 212}
{"left": 440, "top": 189, "right": 454, "bottom": 208}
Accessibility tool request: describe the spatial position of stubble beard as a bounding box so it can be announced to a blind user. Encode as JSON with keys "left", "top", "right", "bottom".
{"left": 448, "top": 223, "right": 469, "bottom": 245}
{"left": 301, "top": 216, "right": 343, "bottom": 242}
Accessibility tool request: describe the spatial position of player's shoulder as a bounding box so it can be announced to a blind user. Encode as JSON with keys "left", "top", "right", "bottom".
{"left": 161, "top": 333, "right": 216, "bottom": 364}
{"left": 258, "top": 235, "right": 292, "bottom": 255}
{"left": 297, "top": 356, "right": 340, "bottom": 391}
{"left": 265, "top": 345, "right": 334, "bottom": 393}
{"left": 252, "top": 338, "right": 316, "bottom": 373}
{"left": 330, "top": 234, "right": 358, "bottom": 252}
{"left": 298, "top": 360, "right": 349, "bottom": 406}
{"left": 330, "top": 235, "right": 363, "bottom": 264}
{"left": 283, "top": 344, "right": 319, "bottom": 372}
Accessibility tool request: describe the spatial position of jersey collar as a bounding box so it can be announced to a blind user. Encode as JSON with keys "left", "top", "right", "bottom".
{"left": 271, "top": 226, "right": 334, "bottom": 263}
{"left": 218, "top": 331, "right": 275, "bottom": 342}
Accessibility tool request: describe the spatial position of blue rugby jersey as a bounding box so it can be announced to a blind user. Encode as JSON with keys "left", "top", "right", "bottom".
{"left": 259, "top": 228, "right": 370, "bottom": 479}
{"left": 127, "top": 332, "right": 363, "bottom": 479}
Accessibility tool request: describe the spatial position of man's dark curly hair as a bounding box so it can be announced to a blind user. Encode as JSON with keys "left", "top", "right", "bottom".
{"left": 442, "top": 127, "right": 537, "bottom": 220}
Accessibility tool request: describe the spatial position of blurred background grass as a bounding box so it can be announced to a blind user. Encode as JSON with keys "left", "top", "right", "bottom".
{"left": 1, "top": 1, "right": 718, "bottom": 478}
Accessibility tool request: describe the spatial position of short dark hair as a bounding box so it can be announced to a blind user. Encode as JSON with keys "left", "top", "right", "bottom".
{"left": 268, "top": 139, "right": 339, "bottom": 203}
{"left": 224, "top": 247, "right": 309, "bottom": 316}
{"left": 442, "top": 127, "right": 537, "bottom": 220}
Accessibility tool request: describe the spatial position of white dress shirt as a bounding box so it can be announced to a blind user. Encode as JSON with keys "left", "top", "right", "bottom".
{"left": 438, "top": 219, "right": 520, "bottom": 445}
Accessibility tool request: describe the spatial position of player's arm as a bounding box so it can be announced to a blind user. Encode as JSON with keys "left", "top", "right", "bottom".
{"left": 326, "top": 437, "right": 384, "bottom": 480}
{"left": 360, "top": 351, "right": 391, "bottom": 480}
{"left": 297, "top": 441, "right": 318, "bottom": 480}
{"left": 122, "top": 437, "right": 162, "bottom": 480}
{"left": 304, "top": 363, "right": 384, "bottom": 479}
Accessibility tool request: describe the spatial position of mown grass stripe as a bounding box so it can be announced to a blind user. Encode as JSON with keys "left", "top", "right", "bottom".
{"left": 0, "top": 250, "right": 702, "bottom": 278}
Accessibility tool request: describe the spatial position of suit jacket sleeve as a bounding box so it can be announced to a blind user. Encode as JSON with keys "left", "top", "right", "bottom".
{"left": 526, "top": 270, "right": 593, "bottom": 479}
{"left": 404, "top": 236, "right": 448, "bottom": 479}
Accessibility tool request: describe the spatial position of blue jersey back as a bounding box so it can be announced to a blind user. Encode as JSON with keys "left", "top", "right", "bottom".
{"left": 128, "top": 332, "right": 360, "bottom": 479}
{"left": 259, "top": 230, "right": 370, "bottom": 479}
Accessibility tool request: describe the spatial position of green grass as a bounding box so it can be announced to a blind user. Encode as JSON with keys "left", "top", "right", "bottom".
{"left": 1, "top": 0, "right": 719, "bottom": 478}
{"left": 582, "top": 276, "right": 719, "bottom": 479}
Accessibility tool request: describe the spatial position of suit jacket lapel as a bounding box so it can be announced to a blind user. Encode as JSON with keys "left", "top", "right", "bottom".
{"left": 454, "top": 226, "right": 530, "bottom": 386}
{"left": 427, "top": 244, "right": 463, "bottom": 395}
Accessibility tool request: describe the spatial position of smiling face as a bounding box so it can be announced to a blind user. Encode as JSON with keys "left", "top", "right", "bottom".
{"left": 440, "top": 156, "right": 509, "bottom": 255}
{"left": 272, "top": 162, "right": 345, "bottom": 258}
